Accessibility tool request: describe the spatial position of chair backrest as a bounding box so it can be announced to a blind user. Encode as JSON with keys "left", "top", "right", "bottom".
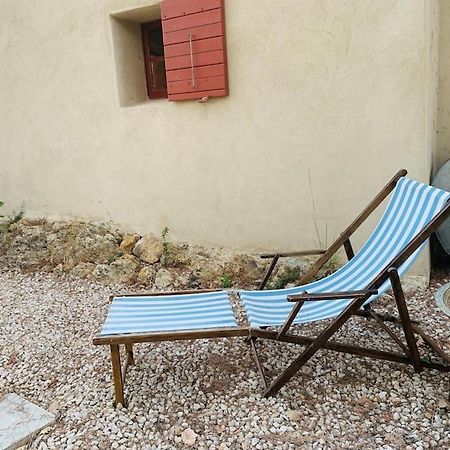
{"left": 304, "top": 176, "right": 450, "bottom": 296}
{"left": 239, "top": 176, "right": 450, "bottom": 326}
{"left": 338, "top": 177, "right": 450, "bottom": 292}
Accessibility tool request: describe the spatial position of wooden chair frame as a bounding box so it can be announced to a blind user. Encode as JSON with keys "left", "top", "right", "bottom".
{"left": 251, "top": 169, "right": 450, "bottom": 396}
{"left": 93, "top": 289, "right": 247, "bottom": 406}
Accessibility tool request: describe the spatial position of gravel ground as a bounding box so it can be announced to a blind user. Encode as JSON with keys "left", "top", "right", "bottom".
{"left": 1, "top": 268, "right": 450, "bottom": 450}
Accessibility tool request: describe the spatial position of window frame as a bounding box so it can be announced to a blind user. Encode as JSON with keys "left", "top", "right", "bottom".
{"left": 141, "top": 20, "right": 168, "bottom": 100}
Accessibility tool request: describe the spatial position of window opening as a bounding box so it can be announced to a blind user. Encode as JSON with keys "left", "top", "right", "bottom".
{"left": 142, "top": 20, "right": 168, "bottom": 99}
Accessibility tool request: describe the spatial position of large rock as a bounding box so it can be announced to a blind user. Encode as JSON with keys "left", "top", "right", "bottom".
{"left": 71, "top": 262, "right": 96, "bottom": 279}
{"left": 133, "top": 235, "right": 163, "bottom": 264}
{"left": 137, "top": 266, "right": 157, "bottom": 285}
{"left": 222, "top": 254, "right": 263, "bottom": 287}
{"left": 0, "top": 231, "right": 8, "bottom": 256}
{"left": 270, "top": 257, "right": 310, "bottom": 288}
{"left": 181, "top": 246, "right": 266, "bottom": 288}
{"left": 92, "top": 254, "right": 141, "bottom": 284}
{"left": 0, "top": 393, "right": 55, "bottom": 450}
{"left": 173, "top": 271, "right": 192, "bottom": 289}
{"left": 1, "top": 221, "right": 49, "bottom": 268}
{"left": 47, "top": 221, "right": 121, "bottom": 266}
{"left": 282, "top": 257, "right": 309, "bottom": 272}
{"left": 120, "top": 234, "right": 140, "bottom": 254}
{"left": 154, "top": 268, "right": 175, "bottom": 290}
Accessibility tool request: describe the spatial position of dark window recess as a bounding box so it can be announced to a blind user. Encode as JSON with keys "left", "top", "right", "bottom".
{"left": 142, "top": 20, "right": 168, "bottom": 99}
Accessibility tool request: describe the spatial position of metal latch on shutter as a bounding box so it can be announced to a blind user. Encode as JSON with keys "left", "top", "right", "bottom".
{"left": 189, "top": 33, "right": 195, "bottom": 88}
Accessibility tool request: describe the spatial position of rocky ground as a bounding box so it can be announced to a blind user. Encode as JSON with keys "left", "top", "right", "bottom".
{"left": 0, "top": 218, "right": 329, "bottom": 291}
{"left": 1, "top": 267, "right": 449, "bottom": 449}
{"left": 0, "top": 218, "right": 449, "bottom": 449}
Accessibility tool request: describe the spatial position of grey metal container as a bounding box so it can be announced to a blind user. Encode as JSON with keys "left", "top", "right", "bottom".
{"left": 432, "top": 160, "right": 450, "bottom": 254}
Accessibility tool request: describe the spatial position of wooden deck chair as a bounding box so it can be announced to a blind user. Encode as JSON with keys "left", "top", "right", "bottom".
{"left": 240, "top": 170, "right": 450, "bottom": 397}
{"left": 93, "top": 290, "right": 247, "bottom": 406}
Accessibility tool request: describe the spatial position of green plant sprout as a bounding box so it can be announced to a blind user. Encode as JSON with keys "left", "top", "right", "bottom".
{"left": 161, "top": 227, "right": 171, "bottom": 267}
{"left": 220, "top": 273, "right": 231, "bottom": 288}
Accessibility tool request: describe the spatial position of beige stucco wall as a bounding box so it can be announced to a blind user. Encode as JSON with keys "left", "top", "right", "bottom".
{"left": 0, "top": 0, "right": 440, "bottom": 279}
{"left": 437, "top": 0, "right": 450, "bottom": 171}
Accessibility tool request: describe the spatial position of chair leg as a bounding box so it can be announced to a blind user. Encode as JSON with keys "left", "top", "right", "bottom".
{"left": 277, "top": 300, "right": 304, "bottom": 339}
{"left": 126, "top": 344, "right": 135, "bottom": 366}
{"left": 110, "top": 344, "right": 125, "bottom": 406}
{"left": 248, "top": 337, "right": 268, "bottom": 388}
{"left": 264, "top": 296, "right": 368, "bottom": 397}
{"left": 388, "top": 268, "right": 422, "bottom": 373}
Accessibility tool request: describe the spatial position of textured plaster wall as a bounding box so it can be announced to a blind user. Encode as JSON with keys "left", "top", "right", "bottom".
{"left": 0, "top": 0, "right": 438, "bottom": 278}
{"left": 437, "top": 0, "right": 450, "bottom": 170}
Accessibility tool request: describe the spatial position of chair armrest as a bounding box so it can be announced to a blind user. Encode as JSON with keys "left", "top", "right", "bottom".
{"left": 260, "top": 250, "right": 326, "bottom": 259}
{"left": 287, "top": 289, "right": 378, "bottom": 302}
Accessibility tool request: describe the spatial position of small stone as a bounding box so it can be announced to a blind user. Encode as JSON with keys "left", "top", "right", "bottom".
{"left": 286, "top": 410, "right": 302, "bottom": 421}
{"left": 181, "top": 429, "right": 197, "bottom": 446}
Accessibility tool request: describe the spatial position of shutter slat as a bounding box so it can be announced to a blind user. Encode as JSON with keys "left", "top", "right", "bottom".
{"left": 169, "top": 89, "right": 227, "bottom": 101}
{"left": 163, "top": 8, "right": 221, "bottom": 33}
{"left": 165, "top": 36, "right": 223, "bottom": 58}
{"left": 163, "top": 22, "right": 224, "bottom": 46}
{"left": 161, "top": 0, "right": 222, "bottom": 20}
{"left": 168, "top": 75, "right": 226, "bottom": 94}
{"left": 165, "top": 50, "right": 224, "bottom": 71}
{"left": 161, "top": 0, "right": 228, "bottom": 101}
{"left": 166, "top": 64, "right": 225, "bottom": 83}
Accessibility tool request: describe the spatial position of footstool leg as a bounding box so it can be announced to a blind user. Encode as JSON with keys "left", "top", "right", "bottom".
{"left": 110, "top": 344, "right": 124, "bottom": 407}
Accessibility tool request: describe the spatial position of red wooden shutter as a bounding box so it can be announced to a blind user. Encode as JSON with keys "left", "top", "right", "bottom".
{"left": 160, "top": 0, "right": 229, "bottom": 101}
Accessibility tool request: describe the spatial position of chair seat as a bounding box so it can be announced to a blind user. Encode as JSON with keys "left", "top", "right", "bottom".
{"left": 100, "top": 291, "right": 237, "bottom": 336}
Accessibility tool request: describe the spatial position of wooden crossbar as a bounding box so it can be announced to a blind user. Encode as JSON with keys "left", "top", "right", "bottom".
{"left": 93, "top": 327, "right": 248, "bottom": 346}
{"left": 250, "top": 329, "right": 449, "bottom": 373}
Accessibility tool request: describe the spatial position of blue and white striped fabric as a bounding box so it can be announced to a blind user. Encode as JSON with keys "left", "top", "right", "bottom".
{"left": 240, "top": 177, "right": 450, "bottom": 328}
{"left": 100, "top": 291, "right": 237, "bottom": 336}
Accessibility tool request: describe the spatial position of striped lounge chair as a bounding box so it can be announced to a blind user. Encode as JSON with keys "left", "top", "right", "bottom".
{"left": 94, "top": 170, "right": 450, "bottom": 405}
{"left": 241, "top": 170, "right": 450, "bottom": 396}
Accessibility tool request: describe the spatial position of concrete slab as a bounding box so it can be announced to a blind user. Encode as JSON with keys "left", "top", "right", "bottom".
{"left": 0, "top": 394, "right": 55, "bottom": 450}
